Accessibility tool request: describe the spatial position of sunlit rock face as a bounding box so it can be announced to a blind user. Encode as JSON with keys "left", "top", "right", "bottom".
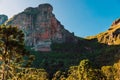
{"left": 111, "top": 18, "right": 120, "bottom": 26}
{"left": 87, "top": 18, "right": 120, "bottom": 45}
{"left": 0, "top": 15, "right": 8, "bottom": 25}
{"left": 6, "top": 3, "right": 77, "bottom": 51}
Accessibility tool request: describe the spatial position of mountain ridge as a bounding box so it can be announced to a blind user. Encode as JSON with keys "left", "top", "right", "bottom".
{"left": 4, "top": 3, "right": 78, "bottom": 51}
{"left": 0, "top": 14, "right": 8, "bottom": 25}
{"left": 87, "top": 18, "right": 120, "bottom": 45}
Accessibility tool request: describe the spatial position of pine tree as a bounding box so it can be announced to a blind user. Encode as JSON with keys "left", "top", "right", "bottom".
{"left": 0, "top": 25, "right": 30, "bottom": 80}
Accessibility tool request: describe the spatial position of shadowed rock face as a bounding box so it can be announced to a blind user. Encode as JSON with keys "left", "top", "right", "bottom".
{"left": 0, "top": 15, "right": 8, "bottom": 25}
{"left": 6, "top": 3, "right": 77, "bottom": 51}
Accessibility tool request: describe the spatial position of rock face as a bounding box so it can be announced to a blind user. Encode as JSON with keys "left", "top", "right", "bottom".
{"left": 87, "top": 18, "right": 120, "bottom": 45}
{"left": 111, "top": 18, "right": 120, "bottom": 26}
{"left": 6, "top": 4, "right": 77, "bottom": 51}
{"left": 0, "top": 15, "right": 8, "bottom": 25}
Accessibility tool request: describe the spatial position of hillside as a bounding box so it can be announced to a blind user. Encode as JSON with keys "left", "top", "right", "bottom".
{"left": 0, "top": 3, "right": 120, "bottom": 80}
{"left": 87, "top": 18, "right": 120, "bottom": 45}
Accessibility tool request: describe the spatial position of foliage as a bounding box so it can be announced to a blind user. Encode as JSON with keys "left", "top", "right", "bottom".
{"left": 0, "top": 25, "right": 26, "bottom": 80}
{"left": 66, "top": 59, "right": 106, "bottom": 80}
{"left": 52, "top": 71, "right": 66, "bottom": 80}
{"left": 113, "top": 60, "right": 120, "bottom": 80}
{"left": 101, "top": 66, "right": 115, "bottom": 80}
{"left": 0, "top": 25, "right": 44, "bottom": 80}
{"left": 12, "top": 68, "right": 49, "bottom": 80}
{"left": 101, "top": 61, "right": 120, "bottom": 80}
{"left": 0, "top": 25, "right": 118, "bottom": 80}
{"left": 27, "top": 37, "right": 120, "bottom": 79}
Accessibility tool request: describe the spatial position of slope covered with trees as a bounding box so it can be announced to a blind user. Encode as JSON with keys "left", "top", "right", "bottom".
{"left": 27, "top": 37, "right": 120, "bottom": 80}
{"left": 0, "top": 22, "right": 120, "bottom": 80}
{"left": 1, "top": 3, "right": 120, "bottom": 80}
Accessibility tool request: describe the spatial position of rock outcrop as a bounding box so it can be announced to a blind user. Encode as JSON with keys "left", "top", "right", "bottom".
{"left": 0, "top": 14, "right": 8, "bottom": 25}
{"left": 111, "top": 18, "right": 120, "bottom": 26}
{"left": 87, "top": 18, "right": 120, "bottom": 45}
{"left": 6, "top": 4, "right": 77, "bottom": 51}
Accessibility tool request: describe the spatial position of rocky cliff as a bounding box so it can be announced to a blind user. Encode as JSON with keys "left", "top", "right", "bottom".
{"left": 6, "top": 4, "right": 77, "bottom": 51}
{"left": 87, "top": 18, "right": 120, "bottom": 45}
{"left": 0, "top": 14, "right": 8, "bottom": 25}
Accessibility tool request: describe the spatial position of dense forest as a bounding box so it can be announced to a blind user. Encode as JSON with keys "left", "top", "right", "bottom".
{"left": 0, "top": 25, "right": 119, "bottom": 80}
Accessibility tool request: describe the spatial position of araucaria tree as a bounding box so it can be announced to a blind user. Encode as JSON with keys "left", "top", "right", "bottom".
{"left": 0, "top": 25, "right": 29, "bottom": 80}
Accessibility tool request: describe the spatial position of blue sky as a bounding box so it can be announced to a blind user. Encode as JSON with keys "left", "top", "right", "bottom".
{"left": 0, "top": 0, "right": 120, "bottom": 37}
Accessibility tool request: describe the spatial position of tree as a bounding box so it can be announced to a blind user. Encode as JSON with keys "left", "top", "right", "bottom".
{"left": 78, "top": 59, "right": 92, "bottom": 80}
{"left": 78, "top": 59, "right": 106, "bottom": 80}
{"left": 101, "top": 66, "right": 115, "bottom": 80}
{"left": 13, "top": 68, "right": 49, "bottom": 80}
{"left": 0, "top": 25, "right": 30, "bottom": 80}
{"left": 113, "top": 60, "right": 120, "bottom": 80}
